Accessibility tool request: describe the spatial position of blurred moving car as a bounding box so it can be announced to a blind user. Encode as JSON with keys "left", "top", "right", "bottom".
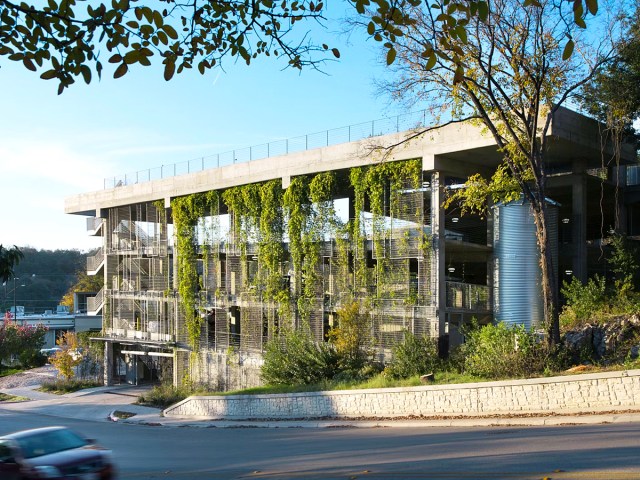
{"left": 0, "top": 426, "right": 114, "bottom": 479}
{"left": 39, "top": 348, "right": 62, "bottom": 357}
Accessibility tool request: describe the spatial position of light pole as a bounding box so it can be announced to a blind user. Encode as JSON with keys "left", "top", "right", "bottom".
{"left": 13, "top": 277, "right": 19, "bottom": 323}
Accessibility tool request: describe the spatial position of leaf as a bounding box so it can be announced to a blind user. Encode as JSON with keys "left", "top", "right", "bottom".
{"left": 114, "top": 62, "right": 128, "bottom": 79}
{"left": 80, "top": 65, "right": 92, "bottom": 84}
{"left": 164, "top": 61, "right": 175, "bottom": 80}
{"left": 367, "top": 21, "right": 375, "bottom": 35}
{"left": 108, "top": 54, "right": 122, "bottom": 64}
{"left": 585, "top": 0, "right": 598, "bottom": 15}
{"left": 455, "top": 25, "right": 467, "bottom": 44}
{"left": 562, "top": 39, "right": 574, "bottom": 60}
{"left": 331, "top": 48, "right": 340, "bottom": 58}
{"left": 40, "top": 69, "right": 58, "bottom": 80}
{"left": 425, "top": 51, "right": 437, "bottom": 70}
{"left": 22, "top": 58, "right": 36, "bottom": 72}
{"left": 163, "top": 24, "right": 178, "bottom": 40}
{"left": 386, "top": 47, "right": 396, "bottom": 65}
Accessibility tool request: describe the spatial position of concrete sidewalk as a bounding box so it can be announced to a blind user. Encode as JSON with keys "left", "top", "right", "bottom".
{"left": 3, "top": 383, "right": 640, "bottom": 428}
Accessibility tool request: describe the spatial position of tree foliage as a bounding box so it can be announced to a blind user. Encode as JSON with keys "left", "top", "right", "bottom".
{"left": 582, "top": 5, "right": 640, "bottom": 136}
{"left": 49, "top": 331, "right": 83, "bottom": 381}
{"left": 0, "top": 321, "right": 47, "bottom": 370}
{"left": 327, "top": 300, "right": 373, "bottom": 371}
{"left": 1, "top": 247, "right": 89, "bottom": 313}
{"left": 0, "top": 244, "right": 23, "bottom": 283}
{"left": 59, "top": 269, "right": 104, "bottom": 311}
{"left": 1, "top": 0, "right": 599, "bottom": 93}
{"left": 0, "top": 0, "right": 333, "bottom": 93}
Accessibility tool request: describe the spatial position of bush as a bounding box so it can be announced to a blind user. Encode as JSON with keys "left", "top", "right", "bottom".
{"left": 49, "top": 332, "right": 83, "bottom": 381}
{"left": 18, "top": 350, "right": 47, "bottom": 369}
{"left": 0, "top": 322, "right": 47, "bottom": 370}
{"left": 327, "top": 301, "right": 374, "bottom": 371}
{"left": 261, "top": 328, "right": 340, "bottom": 385}
{"left": 560, "top": 275, "right": 608, "bottom": 327}
{"left": 136, "top": 383, "right": 193, "bottom": 409}
{"left": 385, "top": 331, "right": 439, "bottom": 379}
{"left": 39, "top": 379, "right": 102, "bottom": 394}
{"left": 458, "top": 322, "right": 546, "bottom": 378}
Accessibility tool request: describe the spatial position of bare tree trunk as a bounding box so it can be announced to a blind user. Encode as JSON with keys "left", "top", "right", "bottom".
{"left": 531, "top": 201, "right": 560, "bottom": 345}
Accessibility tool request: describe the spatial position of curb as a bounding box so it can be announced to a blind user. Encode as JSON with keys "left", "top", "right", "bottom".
{"left": 114, "top": 412, "right": 640, "bottom": 429}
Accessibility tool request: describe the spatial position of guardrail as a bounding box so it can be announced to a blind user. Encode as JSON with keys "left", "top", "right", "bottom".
{"left": 86, "top": 248, "right": 104, "bottom": 273}
{"left": 87, "top": 288, "right": 104, "bottom": 314}
{"left": 446, "top": 281, "right": 491, "bottom": 311}
{"left": 104, "top": 110, "right": 432, "bottom": 189}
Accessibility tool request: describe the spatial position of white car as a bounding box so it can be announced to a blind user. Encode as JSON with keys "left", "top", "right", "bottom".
{"left": 39, "top": 347, "right": 62, "bottom": 357}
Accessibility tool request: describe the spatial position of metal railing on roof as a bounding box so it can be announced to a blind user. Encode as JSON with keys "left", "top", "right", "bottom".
{"left": 103, "top": 110, "right": 432, "bottom": 189}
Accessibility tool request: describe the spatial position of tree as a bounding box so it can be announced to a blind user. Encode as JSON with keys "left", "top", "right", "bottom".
{"left": 327, "top": 300, "right": 373, "bottom": 370}
{"left": 0, "top": 245, "right": 23, "bottom": 283}
{"left": 59, "top": 269, "right": 104, "bottom": 311}
{"left": 49, "top": 331, "right": 83, "bottom": 381}
{"left": 0, "top": 0, "right": 598, "bottom": 93}
{"left": 374, "top": 0, "right": 625, "bottom": 345}
{"left": 0, "top": 321, "right": 47, "bottom": 371}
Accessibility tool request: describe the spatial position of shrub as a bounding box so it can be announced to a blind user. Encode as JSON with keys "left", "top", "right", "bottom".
{"left": 39, "top": 379, "right": 102, "bottom": 394}
{"left": 0, "top": 322, "right": 47, "bottom": 370}
{"left": 560, "top": 275, "right": 608, "bottom": 327}
{"left": 49, "top": 332, "right": 83, "bottom": 381}
{"left": 459, "top": 322, "right": 545, "bottom": 378}
{"left": 327, "top": 301, "right": 373, "bottom": 371}
{"left": 18, "top": 350, "right": 47, "bottom": 369}
{"left": 385, "top": 330, "right": 439, "bottom": 379}
{"left": 136, "top": 383, "right": 193, "bottom": 409}
{"left": 261, "top": 327, "right": 340, "bottom": 385}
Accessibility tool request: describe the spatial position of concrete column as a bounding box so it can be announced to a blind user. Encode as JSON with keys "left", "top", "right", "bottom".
{"left": 486, "top": 200, "right": 495, "bottom": 318}
{"left": 571, "top": 166, "right": 588, "bottom": 283}
{"left": 104, "top": 341, "right": 113, "bottom": 386}
{"left": 431, "top": 171, "right": 447, "bottom": 352}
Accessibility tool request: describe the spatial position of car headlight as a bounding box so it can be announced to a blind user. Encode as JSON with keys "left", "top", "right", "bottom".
{"left": 31, "top": 465, "right": 62, "bottom": 478}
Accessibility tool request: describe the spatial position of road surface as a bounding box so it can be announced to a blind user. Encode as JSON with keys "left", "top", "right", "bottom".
{"left": 1, "top": 408, "right": 639, "bottom": 479}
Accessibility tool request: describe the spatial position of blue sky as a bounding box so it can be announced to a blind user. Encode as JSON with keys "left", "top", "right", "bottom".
{"left": 0, "top": 9, "right": 402, "bottom": 251}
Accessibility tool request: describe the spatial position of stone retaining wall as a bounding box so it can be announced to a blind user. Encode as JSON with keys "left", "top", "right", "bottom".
{"left": 163, "top": 369, "right": 640, "bottom": 419}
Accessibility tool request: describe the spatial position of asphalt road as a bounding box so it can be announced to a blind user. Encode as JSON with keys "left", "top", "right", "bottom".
{"left": 2, "top": 408, "right": 640, "bottom": 479}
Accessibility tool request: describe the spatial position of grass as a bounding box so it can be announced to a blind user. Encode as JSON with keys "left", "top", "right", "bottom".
{"left": 38, "top": 379, "right": 103, "bottom": 395}
{"left": 0, "top": 368, "right": 24, "bottom": 378}
{"left": 0, "top": 392, "right": 28, "bottom": 402}
{"left": 138, "top": 359, "right": 640, "bottom": 409}
{"left": 112, "top": 410, "right": 137, "bottom": 419}
{"left": 137, "top": 371, "right": 494, "bottom": 408}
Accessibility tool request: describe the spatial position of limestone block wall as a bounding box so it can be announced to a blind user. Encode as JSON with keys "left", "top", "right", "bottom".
{"left": 164, "top": 369, "right": 640, "bottom": 419}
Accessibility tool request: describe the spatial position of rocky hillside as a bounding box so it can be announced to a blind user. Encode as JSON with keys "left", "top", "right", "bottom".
{"left": 563, "top": 315, "right": 640, "bottom": 365}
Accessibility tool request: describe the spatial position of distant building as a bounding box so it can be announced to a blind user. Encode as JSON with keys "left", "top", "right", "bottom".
{"left": 3, "top": 303, "right": 102, "bottom": 349}
{"left": 65, "top": 107, "right": 638, "bottom": 389}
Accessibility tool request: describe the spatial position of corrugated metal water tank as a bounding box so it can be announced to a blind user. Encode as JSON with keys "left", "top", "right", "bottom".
{"left": 493, "top": 199, "right": 558, "bottom": 329}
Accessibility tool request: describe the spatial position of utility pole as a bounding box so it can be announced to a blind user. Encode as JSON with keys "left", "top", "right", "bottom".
{"left": 13, "top": 276, "right": 19, "bottom": 324}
